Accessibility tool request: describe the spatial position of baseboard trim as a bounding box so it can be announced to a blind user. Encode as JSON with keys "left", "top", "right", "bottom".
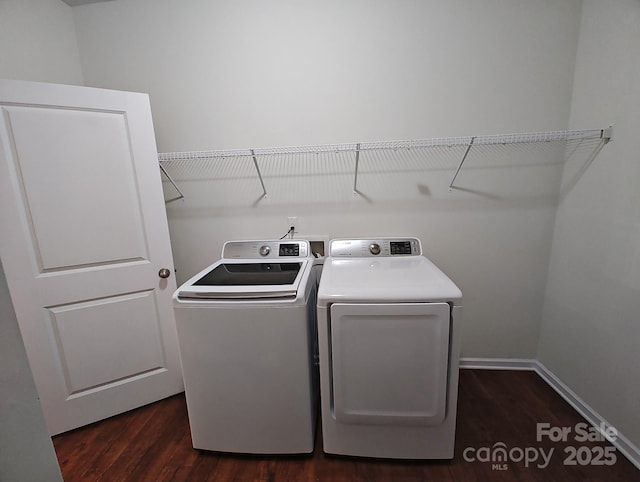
{"left": 459, "top": 357, "right": 640, "bottom": 471}
{"left": 459, "top": 357, "right": 538, "bottom": 371}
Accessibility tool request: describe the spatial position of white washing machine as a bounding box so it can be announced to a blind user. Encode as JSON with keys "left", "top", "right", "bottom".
{"left": 316, "top": 238, "right": 462, "bottom": 459}
{"left": 173, "top": 239, "right": 320, "bottom": 454}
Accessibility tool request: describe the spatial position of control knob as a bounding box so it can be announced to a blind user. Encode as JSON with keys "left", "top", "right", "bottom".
{"left": 369, "top": 243, "right": 381, "bottom": 255}
{"left": 259, "top": 245, "right": 270, "bottom": 256}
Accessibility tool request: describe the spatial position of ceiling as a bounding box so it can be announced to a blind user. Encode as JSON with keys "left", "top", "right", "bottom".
{"left": 61, "top": 0, "right": 114, "bottom": 6}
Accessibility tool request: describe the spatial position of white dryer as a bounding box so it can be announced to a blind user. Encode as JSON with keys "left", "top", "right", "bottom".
{"left": 316, "top": 238, "right": 462, "bottom": 459}
{"left": 173, "top": 240, "right": 319, "bottom": 454}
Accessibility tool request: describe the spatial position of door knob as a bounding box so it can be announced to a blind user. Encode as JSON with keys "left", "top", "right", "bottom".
{"left": 158, "top": 268, "right": 171, "bottom": 279}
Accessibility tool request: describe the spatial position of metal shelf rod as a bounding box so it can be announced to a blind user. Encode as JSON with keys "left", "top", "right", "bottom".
{"left": 353, "top": 143, "right": 361, "bottom": 194}
{"left": 159, "top": 163, "right": 184, "bottom": 203}
{"left": 449, "top": 136, "right": 475, "bottom": 191}
{"left": 250, "top": 149, "right": 268, "bottom": 198}
{"left": 158, "top": 128, "right": 608, "bottom": 162}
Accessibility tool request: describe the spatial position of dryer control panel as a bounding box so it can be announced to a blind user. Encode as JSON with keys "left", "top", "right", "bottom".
{"left": 223, "top": 240, "right": 310, "bottom": 259}
{"left": 329, "top": 238, "right": 422, "bottom": 257}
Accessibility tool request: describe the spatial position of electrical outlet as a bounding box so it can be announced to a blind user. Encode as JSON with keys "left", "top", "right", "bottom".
{"left": 287, "top": 216, "right": 298, "bottom": 234}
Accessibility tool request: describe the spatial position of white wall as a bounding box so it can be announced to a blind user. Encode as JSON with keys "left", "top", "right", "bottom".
{"left": 74, "top": 0, "right": 583, "bottom": 358}
{"left": 539, "top": 0, "right": 640, "bottom": 449}
{"left": 0, "top": 263, "right": 63, "bottom": 482}
{"left": 0, "top": 0, "right": 84, "bottom": 84}
{"left": 73, "top": 0, "right": 580, "bottom": 150}
{"left": 0, "top": 1, "right": 82, "bottom": 479}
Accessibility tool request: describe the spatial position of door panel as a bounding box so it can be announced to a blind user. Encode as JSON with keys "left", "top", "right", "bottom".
{"left": 0, "top": 80, "right": 183, "bottom": 435}
{"left": 47, "top": 290, "right": 165, "bottom": 394}
{"left": 5, "top": 105, "right": 148, "bottom": 271}
{"left": 330, "top": 302, "right": 450, "bottom": 426}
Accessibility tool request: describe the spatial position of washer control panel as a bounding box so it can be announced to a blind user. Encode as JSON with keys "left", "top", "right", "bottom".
{"left": 330, "top": 238, "right": 422, "bottom": 257}
{"left": 223, "top": 240, "right": 309, "bottom": 259}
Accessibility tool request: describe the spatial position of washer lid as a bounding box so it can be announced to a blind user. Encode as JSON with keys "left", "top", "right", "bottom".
{"left": 194, "top": 262, "right": 302, "bottom": 286}
{"left": 317, "top": 256, "right": 462, "bottom": 306}
{"left": 177, "top": 259, "right": 309, "bottom": 299}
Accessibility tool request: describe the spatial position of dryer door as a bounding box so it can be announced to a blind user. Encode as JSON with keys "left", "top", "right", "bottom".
{"left": 330, "top": 302, "right": 450, "bottom": 426}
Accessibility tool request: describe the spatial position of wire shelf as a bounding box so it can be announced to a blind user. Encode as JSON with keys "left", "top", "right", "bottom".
{"left": 158, "top": 127, "right": 612, "bottom": 202}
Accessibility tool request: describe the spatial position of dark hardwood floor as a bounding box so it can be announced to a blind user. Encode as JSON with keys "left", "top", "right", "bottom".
{"left": 53, "top": 370, "right": 639, "bottom": 481}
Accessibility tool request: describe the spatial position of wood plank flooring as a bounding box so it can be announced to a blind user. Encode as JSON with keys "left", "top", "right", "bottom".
{"left": 53, "top": 370, "right": 639, "bottom": 481}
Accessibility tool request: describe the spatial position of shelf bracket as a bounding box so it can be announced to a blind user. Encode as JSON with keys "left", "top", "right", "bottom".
{"left": 601, "top": 125, "right": 613, "bottom": 143}
{"left": 251, "top": 149, "right": 268, "bottom": 199}
{"left": 159, "top": 163, "right": 185, "bottom": 203}
{"left": 449, "top": 136, "right": 476, "bottom": 191}
{"left": 353, "top": 143, "right": 361, "bottom": 195}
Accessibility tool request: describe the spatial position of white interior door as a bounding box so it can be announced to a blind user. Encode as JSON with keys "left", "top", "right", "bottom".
{"left": 0, "top": 80, "right": 183, "bottom": 435}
